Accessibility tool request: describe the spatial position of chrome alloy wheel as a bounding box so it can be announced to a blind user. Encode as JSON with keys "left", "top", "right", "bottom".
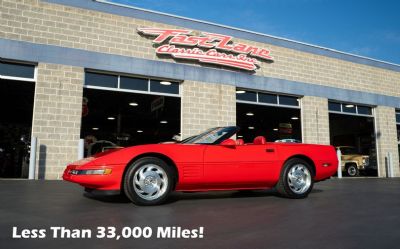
{"left": 287, "top": 164, "right": 312, "bottom": 194}
{"left": 133, "top": 164, "right": 168, "bottom": 201}
{"left": 348, "top": 166, "right": 357, "bottom": 176}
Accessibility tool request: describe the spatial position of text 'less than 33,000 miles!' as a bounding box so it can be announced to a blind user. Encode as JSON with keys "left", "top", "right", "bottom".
{"left": 12, "top": 226, "right": 204, "bottom": 239}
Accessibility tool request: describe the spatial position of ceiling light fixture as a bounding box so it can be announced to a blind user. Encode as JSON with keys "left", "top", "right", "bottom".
{"left": 248, "top": 126, "right": 254, "bottom": 130}
{"left": 236, "top": 90, "right": 246, "bottom": 94}
{"left": 137, "top": 130, "right": 143, "bottom": 133}
{"left": 345, "top": 104, "right": 354, "bottom": 108}
{"left": 107, "top": 117, "right": 115, "bottom": 120}
{"left": 291, "top": 117, "right": 299, "bottom": 120}
{"left": 129, "top": 102, "right": 138, "bottom": 106}
{"left": 246, "top": 112, "right": 254, "bottom": 116}
{"left": 273, "top": 128, "right": 278, "bottom": 131}
{"left": 160, "top": 120, "right": 168, "bottom": 124}
{"left": 160, "top": 81, "right": 172, "bottom": 85}
{"left": 237, "top": 135, "right": 243, "bottom": 138}
{"left": 92, "top": 127, "right": 99, "bottom": 130}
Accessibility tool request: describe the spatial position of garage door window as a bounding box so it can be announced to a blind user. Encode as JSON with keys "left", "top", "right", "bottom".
{"left": 85, "top": 72, "right": 118, "bottom": 88}
{"left": 85, "top": 71, "right": 180, "bottom": 96}
{"left": 0, "top": 61, "right": 35, "bottom": 81}
{"left": 236, "top": 89, "right": 299, "bottom": 107}
{"left": 236, "top": 89, "right": 301, "bottom": 143}
{"left": 0, "top": 60, "right": 36, "bottom": 179}
{"left": 328, "top": 101, "right": 377, "bottom": 177}
{"left": 328, "top": 101, "right": 372, "bottom": 116}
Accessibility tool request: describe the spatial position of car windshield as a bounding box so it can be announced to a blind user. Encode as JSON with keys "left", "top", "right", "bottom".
{"left": 181, "top": 127, "right": 238, "bottom": 144}
{"left": 340, "top": 147, "right": 357, "bottom": 155}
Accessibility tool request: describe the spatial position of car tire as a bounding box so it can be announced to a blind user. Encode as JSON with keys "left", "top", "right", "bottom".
{"left": 276, "top": 158, "right": 314, "bottom": 199}
{"left": 123, "top": 157, "right": 174, "bottom": 206}
{"left": 346, "top": 164, "right": 359, "bottom": 177}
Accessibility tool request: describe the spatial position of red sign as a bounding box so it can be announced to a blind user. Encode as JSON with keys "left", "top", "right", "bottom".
{"left": 138, "top": 28, "right": 274, "bottom": 71}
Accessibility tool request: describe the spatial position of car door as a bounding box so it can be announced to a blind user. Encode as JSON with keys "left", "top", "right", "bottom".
{"left": 202, "top": 143, "right": 278, "bottom": 189}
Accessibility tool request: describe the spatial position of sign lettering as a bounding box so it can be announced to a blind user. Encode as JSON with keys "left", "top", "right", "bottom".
{"left": 138, "top": 28, "right": 274, "bottom": 71}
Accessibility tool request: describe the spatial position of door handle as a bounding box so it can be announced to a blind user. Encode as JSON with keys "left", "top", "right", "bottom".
{"left": 266, "top": 148, "right": 275, "bottom": 152}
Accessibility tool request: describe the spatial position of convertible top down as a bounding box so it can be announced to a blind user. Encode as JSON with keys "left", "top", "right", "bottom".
{"left": 63, "top": 126, "right": 338, "bottom": 205}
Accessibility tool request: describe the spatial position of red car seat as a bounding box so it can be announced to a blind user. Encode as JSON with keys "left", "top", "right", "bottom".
{"left": 253, "top": 136, "right": 266, "bottom": 145}
{"left": 236, "top": 139, "right": 244, "bottom": 145}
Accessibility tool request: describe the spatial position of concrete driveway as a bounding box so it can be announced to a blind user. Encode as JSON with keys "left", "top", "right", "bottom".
{"left": 0, "top": 178, "right": 399, "bottom": 249}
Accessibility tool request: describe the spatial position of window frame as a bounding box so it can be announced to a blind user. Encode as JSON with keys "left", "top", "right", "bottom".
{"left": 0, "top": 60, "right": 37, "bottom": 82}
{"left": 84, "top": 69, "right": 181, "bottom": 97}
{"left": 236, "top": 88, "right": 301, "bottom": 109}
{"left": 328, "top": 101, "right": 374, "bottom": 117}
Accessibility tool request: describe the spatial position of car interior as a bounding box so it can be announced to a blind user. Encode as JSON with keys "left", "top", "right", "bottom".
{"left": 225, "top": 135, "right": 267, "bottom": 146}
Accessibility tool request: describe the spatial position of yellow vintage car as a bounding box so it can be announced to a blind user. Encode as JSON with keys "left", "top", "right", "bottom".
{"left": 336, "top": 146, "right": 370, "bottom": 176}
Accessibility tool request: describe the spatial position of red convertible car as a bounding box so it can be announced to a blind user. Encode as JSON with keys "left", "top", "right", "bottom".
{"left": 63, "top": 126, "right": 338, "bottom": 205}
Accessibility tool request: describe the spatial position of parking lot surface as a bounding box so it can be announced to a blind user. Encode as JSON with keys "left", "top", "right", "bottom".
{"left": 1, "top": 178, "right": 400, "bottom": 249}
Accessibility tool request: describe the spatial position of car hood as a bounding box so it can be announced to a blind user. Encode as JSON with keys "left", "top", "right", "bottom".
{"left": 71, "top": 143, "right": 193, "bottom": 168}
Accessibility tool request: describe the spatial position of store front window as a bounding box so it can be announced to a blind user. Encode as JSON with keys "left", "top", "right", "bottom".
{"left": 236, "top": 89, "right": 301, "bottom": 143}
{"left": 328, "top": 101, "right": 377, "bottom": 177}
{"left": 81, "top": 71, "right": 181, "bottom": 156}
{"left": 0, "top": 61, "right": 36, "bottom": 178}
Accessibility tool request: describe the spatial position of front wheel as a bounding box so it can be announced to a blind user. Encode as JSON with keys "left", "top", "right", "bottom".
{"left": 276, "top": 158, "right": 314, "bottom": 198}
{"left": 123, "top": 157, "right": 174, "bottom": 206}
{"left": 346, "top": 164, "right": 359, "bottom": 177}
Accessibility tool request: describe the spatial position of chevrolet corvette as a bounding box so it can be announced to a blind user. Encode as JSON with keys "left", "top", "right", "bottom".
{"left": 63, "top": 126, "right": 338, "bottom": 205}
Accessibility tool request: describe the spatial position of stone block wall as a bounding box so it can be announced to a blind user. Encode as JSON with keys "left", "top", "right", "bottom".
{"left": 375, "top": 106, "right": 400, "bottom": 177}
{"left": 301, "top": 96, "right": 330, "bottom": 145}
{"left": 32, "top": 63, "right": 83, "bottom": 179}
{"left": 181, "top": 81, "right": 236, "bottom": 138}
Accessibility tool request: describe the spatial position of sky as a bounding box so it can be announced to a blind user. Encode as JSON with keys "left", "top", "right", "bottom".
{"left": 110, "top": 0, "right": 400, "bottom": 65}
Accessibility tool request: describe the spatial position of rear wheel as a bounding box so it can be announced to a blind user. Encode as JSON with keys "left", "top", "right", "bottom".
{"left": 123, "top": 157, "right": 174, "bottom": 206}
{"left": 276, "top": 158, "right": 314, "bottom": 198}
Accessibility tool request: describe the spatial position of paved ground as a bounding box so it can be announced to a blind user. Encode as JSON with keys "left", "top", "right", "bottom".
{"left": 0, "top": 178, "right": 400, "bottom": 249}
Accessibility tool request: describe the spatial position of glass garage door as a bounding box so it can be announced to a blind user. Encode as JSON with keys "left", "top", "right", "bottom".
{"left": 0, "top": 61, "right": 36, "bottom": 178}
{"left": 328, "top": 101, "right": 377, "bottom": 177}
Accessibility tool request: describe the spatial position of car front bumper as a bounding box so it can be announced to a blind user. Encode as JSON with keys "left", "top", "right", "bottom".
{"left": 62, "top": 164, "right": 125, "bottom": 191}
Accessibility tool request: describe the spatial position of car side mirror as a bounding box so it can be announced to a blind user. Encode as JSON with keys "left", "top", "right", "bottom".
{"left": 220, "top": 139, "right": 236, "bottom": 147}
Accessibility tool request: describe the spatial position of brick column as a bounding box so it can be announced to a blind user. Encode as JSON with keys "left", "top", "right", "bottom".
{"left": 32, "top": 63, "right": 84, "bottom": 179}
{"left": 375, "top": 106, "right": 400, "bottom": 177}
{"left": 301, "top": 96, "right": 330, "bottom": 145}
{"left": 181, "top": 81, "right": 236, "bottom": 138}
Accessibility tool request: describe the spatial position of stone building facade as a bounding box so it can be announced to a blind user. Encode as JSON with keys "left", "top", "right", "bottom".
{"left": 0, "top": 0, "right": 399, "bottom": 179}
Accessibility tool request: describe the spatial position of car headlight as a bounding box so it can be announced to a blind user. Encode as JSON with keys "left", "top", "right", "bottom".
{"left": 362, "top": 158, "right": 369, "bottom": 166}
{"left": 69, "top": 169, "right": 112, "bottom": 175}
